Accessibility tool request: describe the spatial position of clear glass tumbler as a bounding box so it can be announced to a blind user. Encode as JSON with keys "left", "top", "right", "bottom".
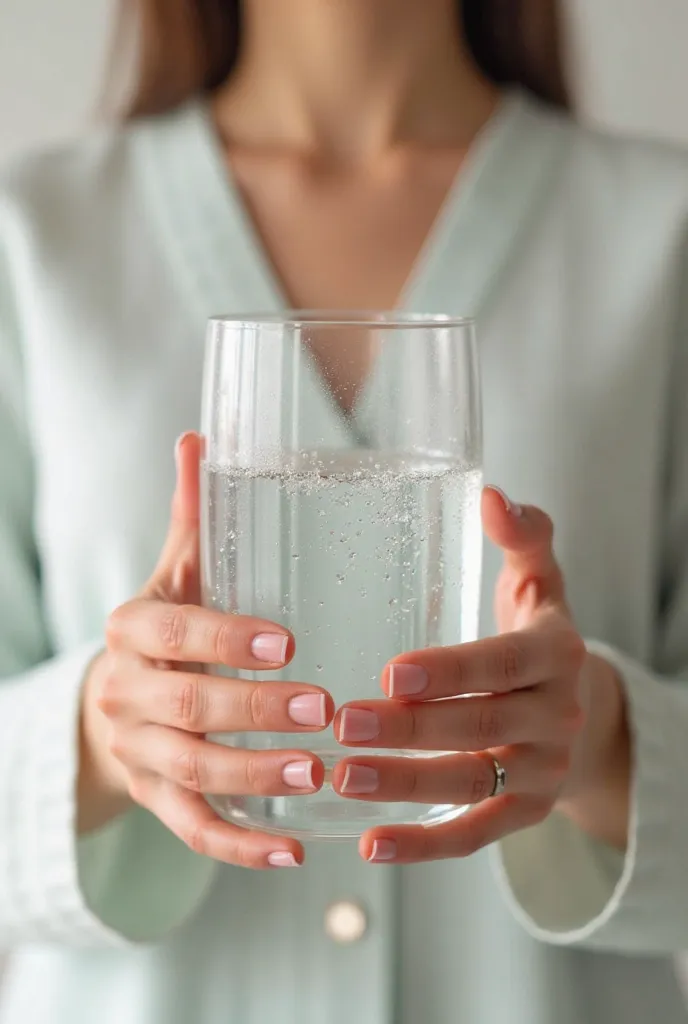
{"left": 200, "top": 312, "right": 482, "bottom": 839}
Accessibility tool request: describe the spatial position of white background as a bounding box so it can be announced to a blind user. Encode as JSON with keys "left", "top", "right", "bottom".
{"left": 1, "top": 0, "right": 688, "bottom": 997}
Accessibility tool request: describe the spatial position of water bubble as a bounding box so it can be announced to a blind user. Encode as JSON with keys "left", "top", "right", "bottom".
{"left": 316, "top": 664, "right": 323, "bottom": 672}
{"left": 360, "top": 587, "right": 367, "bottom": 599}
{"left": 336, "top": 574, "right": 345, "bottom": 585}
{"left": 318, "top": 600, "right": 324, "bottom": 608}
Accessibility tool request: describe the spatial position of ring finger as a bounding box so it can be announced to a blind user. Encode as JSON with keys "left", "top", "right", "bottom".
{"left": 332, "top": 745, "right": 566, "bottom": 805}
{"left": 114, "top": 724, "right": 325, "bottom": 795}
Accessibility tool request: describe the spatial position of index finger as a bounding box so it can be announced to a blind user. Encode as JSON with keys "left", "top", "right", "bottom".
{"left": 383, "top": 614, "right": 584, "bottom": 700}
{"left": 106, "top": 598, "right": 294, "bottom": 669}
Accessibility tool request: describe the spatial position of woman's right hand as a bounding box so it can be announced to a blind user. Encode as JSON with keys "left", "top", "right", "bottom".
{"left": 79, "top": 432, "right": 332, "bottom": 868}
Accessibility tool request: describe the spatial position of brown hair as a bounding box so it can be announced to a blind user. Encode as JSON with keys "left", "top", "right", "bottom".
{"left": 118, "top": 0, "right": 569, "bottom": 119}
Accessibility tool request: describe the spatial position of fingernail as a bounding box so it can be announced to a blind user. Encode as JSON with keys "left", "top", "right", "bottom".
{"left": 341, "top": 764, "right": 379, "bottom": 795}
{"left": 282, "top": 760, "right": 315, "bottom": 790}
{"left": 368, "top": 839, "right": 397, "bottom": 863}
{"left": 339, "top": 708, "right": 380, "bottom": 743}
{"left": 268, "top": 851, "right": 300, "bottom": 868}
{"left": 389, "top": 664, "right": 428, "bottom": 698}
{"left": 251, "top": 633, "right": 289, "bottom": 664}
{"left": 288, "top": 693, "right": 327, "bottom": 727}
{"left": 174, "top": 433, "right": 186, "bottom": 466}
{"left": 486, "top": 485, "right": 522, "bottom": 518}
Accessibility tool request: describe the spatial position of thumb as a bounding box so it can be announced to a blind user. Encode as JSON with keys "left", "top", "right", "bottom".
{"left": 481, "top": 485, "right": 565, "bottom": 607}
{"left": 145, "top": 431, "right": 203, "bottom": 603}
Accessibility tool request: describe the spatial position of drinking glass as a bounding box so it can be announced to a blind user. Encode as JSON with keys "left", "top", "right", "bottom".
{"left": 200, "top": 312, "right": 482, "bottom": 839}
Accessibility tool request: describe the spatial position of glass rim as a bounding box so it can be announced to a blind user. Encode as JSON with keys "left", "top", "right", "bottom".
{"left": 208, "top": 310, "right": 474, "bottom": 330}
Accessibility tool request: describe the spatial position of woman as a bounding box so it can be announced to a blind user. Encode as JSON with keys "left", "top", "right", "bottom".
{"left": 1, "top": 0, "right": 688, "bottom": 1021}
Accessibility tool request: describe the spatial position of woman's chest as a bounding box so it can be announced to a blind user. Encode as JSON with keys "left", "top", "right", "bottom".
{"left": 226, "top": 149, "right": 467, "bottom": 408}
{"left": 228, "top": 149, "right": 463, "bottom": 315}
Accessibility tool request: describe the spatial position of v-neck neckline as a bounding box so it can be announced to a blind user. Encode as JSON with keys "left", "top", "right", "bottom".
{"left": 134, "top": 89, "right": 568, "bottom": 331}
{"left": 193, "top": 90, "right": 526, "bottom": 315}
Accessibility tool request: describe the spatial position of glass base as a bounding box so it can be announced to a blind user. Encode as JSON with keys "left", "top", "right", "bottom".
{"left": 206, "top": 751, "right": 468, "bottom": 840}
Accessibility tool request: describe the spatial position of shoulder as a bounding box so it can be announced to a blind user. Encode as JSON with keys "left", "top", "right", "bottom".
{"left": 0, "top": 106, "right": 197, "bottom": 317}
{"left": 0, "top": 99, "right": 207, "bottom": 268}
{"left": 513, "top": 97, "right": 688, "bottom": 301}
{"left": 0, "top": 99, "right": 202, "bottom": 225}
{"left": 0, "top": 121, "right": 138, "bottom": 207}
{"left": 576, "top": 124, "right": 688, "bottom": 209}
{"left": 0, "top": 108, "right": 197, "bottom": 359}
{"left": 0, "top": 117, "right": 153, "bottom": 252}
{"left": 522, "top": 96, "right": 688, "bottom": 222}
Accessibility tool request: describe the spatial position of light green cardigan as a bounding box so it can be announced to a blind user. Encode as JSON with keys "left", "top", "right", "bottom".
{"left": 1, "top": 92, "right": 688, "bottom": 1024}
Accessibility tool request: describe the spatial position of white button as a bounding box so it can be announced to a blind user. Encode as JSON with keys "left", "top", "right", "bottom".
{"left": 324, "top": 900, "right": 368, "bottom": 944}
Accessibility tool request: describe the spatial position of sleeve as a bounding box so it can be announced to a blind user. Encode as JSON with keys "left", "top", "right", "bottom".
{"left": 0, "top": 192, "right": 216, "bottom": 948}
{"left": 492, "top": 236, "right": 688, "bottom": 955}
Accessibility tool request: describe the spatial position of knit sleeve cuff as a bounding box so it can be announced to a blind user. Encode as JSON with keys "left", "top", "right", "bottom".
{"left": 492, "top": 640, "right": 688, "bottom": 953}
{"left": 1, "top": 643, "right": 215, "bottom": 946}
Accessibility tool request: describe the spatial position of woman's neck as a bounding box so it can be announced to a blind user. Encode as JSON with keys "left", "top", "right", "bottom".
{"left": 212, "top": 0, "right": 499, "bottom": 162}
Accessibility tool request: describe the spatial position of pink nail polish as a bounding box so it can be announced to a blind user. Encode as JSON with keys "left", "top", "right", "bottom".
{"left": 288, "top": 694, "right": 327, "bottom": 727}
{"left": 341, "top": 764, "right": 379, "bottom": 795}
{"left": 339, "top": 708, "right": 380, "bottom": 743}
{"left": 251, "top": 633, "right": 289, "bottom": 664}
{"left": 268, "top": 851, "right": 300, "bottom": 868}
{"left": 486, "top": 485, "right": 522, "bottom": 518}
{"left": 282, "top": 761, "right": 315, "bottom": 790}
{"left": 368, "top": 839, "right": 397, "bottom": 863}
{"left": 389, "top": 664, "right": 428, "bottom": 698}
{"left": 175, "top": 433, "right": 190, "bottom": 466}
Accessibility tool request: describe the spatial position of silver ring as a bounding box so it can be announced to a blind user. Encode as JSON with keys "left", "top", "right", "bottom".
{"left": 490, "top": 757, "right": 507, "bottom": 798}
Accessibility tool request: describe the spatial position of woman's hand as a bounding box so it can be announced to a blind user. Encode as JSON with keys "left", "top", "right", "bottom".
{"left": 333, "top": 486, "right": 631, "bottom": 864}
{"left": 79, "top": 432, "right": 333, "bottom": 868}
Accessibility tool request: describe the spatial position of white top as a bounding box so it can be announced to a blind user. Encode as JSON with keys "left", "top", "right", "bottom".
{"left": 1, "top": 92, "right": 688, "bottom": 1024}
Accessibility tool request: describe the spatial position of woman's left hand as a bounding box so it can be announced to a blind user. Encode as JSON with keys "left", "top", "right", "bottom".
{"left": 334, "top": 485, "right": 630, "bottom": 864}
